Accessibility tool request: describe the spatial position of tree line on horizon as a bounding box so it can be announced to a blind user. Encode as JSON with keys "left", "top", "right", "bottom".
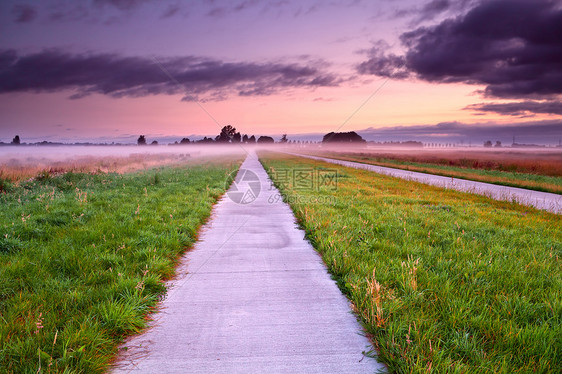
{"left": 1, "top": 131, "right": 378, "bottom": 147}
{"left": 2, "top": 131, "right": 461, "bottom": 148}
{"left": 138, "top": 125, "right": 285, "bottom": 146}
{"left": 1, "top": 131, "right": 305, "bottom": 146}
{"left": 139, "top": 128, "right": 370, "bottom": 146}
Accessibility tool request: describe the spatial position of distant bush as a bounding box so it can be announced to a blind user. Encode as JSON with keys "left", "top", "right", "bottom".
{"left": 257, "top": 136, "right": 274, "bottom": 144}
{"left": 322, "top": 131, "right": 366, "bottom": 143}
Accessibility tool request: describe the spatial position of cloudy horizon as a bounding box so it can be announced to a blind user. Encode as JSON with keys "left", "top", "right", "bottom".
{"left": 1, "top": 0, "right": 561, "bottom": 145}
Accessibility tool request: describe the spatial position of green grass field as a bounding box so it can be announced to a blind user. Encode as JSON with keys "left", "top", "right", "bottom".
{"left": 300, "top": 151, "right": 562, "bottom": 194}
{"left": 260, "top": 152, "right": 561, "bottom": 374}
{"left": 0, "top": 156, "right": 241, "bottom": 373}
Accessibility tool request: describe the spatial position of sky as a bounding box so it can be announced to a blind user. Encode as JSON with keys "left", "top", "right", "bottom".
{"left": 0, "top": 0, "right": 561, "bottom": 145}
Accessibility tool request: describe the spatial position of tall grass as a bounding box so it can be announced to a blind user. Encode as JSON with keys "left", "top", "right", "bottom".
{"left": 0, "top": 156, "right": 242, "bottom": 373}
{"left": 300, "top": 150, "right": 562, "bottom": 194}
{"left": 261, "top": 152, "right": 561, "bottom": 373}
{"left": 314, "top": 148, "right": 562, "bottom": 176}
{"left": 0, "top": 153, "right": 192, "bottom": 182}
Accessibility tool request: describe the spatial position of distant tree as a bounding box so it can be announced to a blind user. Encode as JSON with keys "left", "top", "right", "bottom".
{"left": 180, "top": 137, "right": 190, "bottom": 144}
{"left": 242, "top": 134, "right": 249, "bottom": 143}
{"left": 494, "top": 140, "right": 502, "bottom": 148}
{"left": 137, "top": 135, "right": 147, "bottom": 145}
{"left": 322, "top": 131, "right": 365, "bottom": 144}
{"left": 257, "top": 136, "right": 274, "bottom": 144}
{"left": 151, "top": 140, "right": 158, "bottom": 145}
{"left": 279, "top": 134, "right": 288, "bottom": 143}
{"left": 197, "top": 136, "right": 214, "bottom": 143}
{"left": 232, "top": 132, "right": 241, "bottom": 143}
{"left": 217, "top": 125, "right": 237, "bottom": 143}
{"left": 248, "top": 135, "right": 256, "bottom": 144}
{"left": 11, "top": 135, "right": 20, "bottom": 145}
{"left": 224, "top": 125, "right": 236, "bottom": 137}
{"left": 484, "top": 140, "right": 493, "bottom": 147}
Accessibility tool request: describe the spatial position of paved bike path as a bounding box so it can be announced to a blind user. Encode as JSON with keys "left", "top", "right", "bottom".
{"left": 287, "top": 153, "right": 562, "bottom": 214}
{"left": 111, "top": 153, "right": 384, "bottom": 373}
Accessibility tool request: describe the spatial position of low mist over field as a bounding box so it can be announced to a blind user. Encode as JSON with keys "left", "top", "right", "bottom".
{"left": 0, "top": 144, "right": 248, "bottom": 181}
{"left": 0, "top": 144, "right": 245, "bottom": 164}
{"left": 3, "top": 142, "right": 559, "bottom": 164}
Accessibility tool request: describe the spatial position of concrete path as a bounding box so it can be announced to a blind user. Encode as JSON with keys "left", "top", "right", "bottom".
{"left": 288, "top": 153, "right": 562, "bottom": 214}
{"left": 111, "top": 153, "right": 384, "bottom": 373}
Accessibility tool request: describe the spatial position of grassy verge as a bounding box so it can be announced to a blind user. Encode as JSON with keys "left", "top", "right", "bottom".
{"left": 298, "top": 151, "right": 562, "bottom": 194}
{"left": 0, "top": 156, "right": 242, "bottom": 373}
{"left": 260, "top": 152, "right": 561, "bottom": 373}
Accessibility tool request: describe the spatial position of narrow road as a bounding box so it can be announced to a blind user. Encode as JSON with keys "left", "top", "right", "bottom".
{"left": 288, "top": 153, "right": 562, "bottom": 214}
{"left": 111, "top": 153, "right": 384, "bottom": 373}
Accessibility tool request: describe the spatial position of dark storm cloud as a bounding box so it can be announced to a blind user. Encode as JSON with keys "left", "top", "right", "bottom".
{"left": 360, "top": 0, "right": 562, "bottom": 99}
{"left": 465, "top": 101, "right": 562, "bottom": 117}
{"left": 358, "top": 120, "right": 562, "bottom": 144}
{"left": 0, "top": 49, "right": 339, "bottom": 100}
{"left": 12, "top": 4, "right": 37, "bottom": 23}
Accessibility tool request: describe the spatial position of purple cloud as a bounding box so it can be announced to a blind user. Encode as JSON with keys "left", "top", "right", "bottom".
{"left": 92, "top": 0, "right": 151, "bottom": 11}
{"left": 394, "top": 0, "right": 452, "bottom": 20}
{"left": 358, "top": 120, "right": 562, "bottom": 144}
{"left": 360, "top": 0, "right": 562, "bottom": 99}
{"left": 357, "top": 41, "right": 409, "bottom": 79}
{"left": 12, "top": 4, "right": 37, "bottom": 23}
{"left": 0, "top": 49, "right": 339, "bottom": 100}
{"left": 465, "top": 101, "right": 562, "bottom": 116}
{"left": 161, "top": 4, "right": 182, "bottom": 18}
